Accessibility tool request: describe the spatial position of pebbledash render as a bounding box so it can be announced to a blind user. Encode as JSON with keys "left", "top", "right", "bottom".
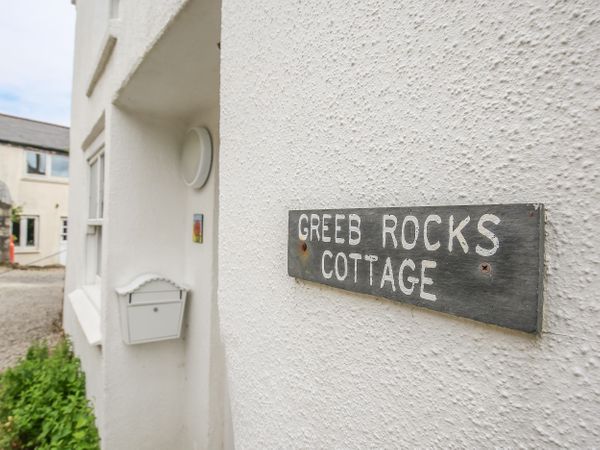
{"left": 65, "top": 0, "right": 600, "bottom": 449}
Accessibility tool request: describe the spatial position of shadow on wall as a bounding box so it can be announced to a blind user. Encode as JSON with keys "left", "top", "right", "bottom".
{"left": 105, "top": 0, "right": 231, "bottom": 447}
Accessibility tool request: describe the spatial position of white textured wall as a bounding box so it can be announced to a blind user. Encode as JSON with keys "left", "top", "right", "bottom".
{"left": 65, "top": 3, "right": 188, "bottom": 444}
{"left": 219, "top": 0, "right": 600, "bottom": 447}
{"left": 100, "top": 109, "right": 188, "bottom": 449}
{"left": 65, "top": 0, "right": 225, "bottom": 448}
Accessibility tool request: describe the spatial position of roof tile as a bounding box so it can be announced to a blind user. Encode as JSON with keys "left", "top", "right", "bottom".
{"left": 0, "top": 113, "right": 69, "bottom": 152}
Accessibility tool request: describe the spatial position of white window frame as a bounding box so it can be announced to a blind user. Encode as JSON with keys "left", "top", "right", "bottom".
{"left": 23, "top": 149, "right": 69, "bottom": 180}
{"left": 67, "top": 116, "right": 105, "bottom": 347}
{"left": 12, "top": 215, "right": 39, "bottom": 252}
{"left": 88, "top": 149, "right": 105, "bottom": 224}
{"left": 85, "top": 134, "right": 105, "bottom": 286}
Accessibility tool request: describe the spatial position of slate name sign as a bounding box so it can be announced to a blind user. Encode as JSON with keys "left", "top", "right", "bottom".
{"left": 288, "top": 204, "right": 544, "bottom": 333}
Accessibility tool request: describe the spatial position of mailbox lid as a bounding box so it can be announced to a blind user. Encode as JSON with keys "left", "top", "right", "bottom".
{"left": 116, "top": 274, "right": 189, "bottom": 305}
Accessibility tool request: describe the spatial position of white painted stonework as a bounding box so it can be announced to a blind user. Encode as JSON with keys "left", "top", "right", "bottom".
{"left": 65, "top": 0, "right": 599, "bottom": 448}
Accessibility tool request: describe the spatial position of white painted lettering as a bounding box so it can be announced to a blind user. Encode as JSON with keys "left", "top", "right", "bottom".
{"left": 401, "top": 215, "right": 420, "bottom": 250}
{"left": 335, "top": 252, "right": 348, "bottom": 281}
{"left": 298, "top": 214, "right": 309, "bottom": 240}
{"left": 476, "top": 214, "right": 501, "bottom": 257}
{"left": 420, "top": 260, "right": 437, "bottom": 301}
{"left": 399, "top": 258, "right": 418, "bottom": 296}
{"left": 364, "top": 254, "right": 379, "bottom": 286}
{"left": 335, "top": 214, "right": 345, "bottom": 244}
{"left": 348, "top": 214, "right": 361, "bottom": 246}
{"left": 321, "top": 250, "right": 333, "bottom": 279}
{"left": 449, "top": 215, "right": 470, "bottom": 253}
{"left": 348, "top": 253, "right": 362, "bottom": 283}
{"left": 382, "top": 214, "right": 398, "bottom": 248}
{"left": 322, "top": 214, "right": 332, "bottom": 243}
{"left": 424, "top": 214, "right": 441, "bottom": 251}
{"left": 380, "top": 257, "right": 396, "bottom": 291}
{"left": 310, "top": 214, "right": 321, "bottom": 241}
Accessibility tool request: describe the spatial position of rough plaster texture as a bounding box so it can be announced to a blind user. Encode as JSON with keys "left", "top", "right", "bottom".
{"left": 65, "top": 0, "right": 226, "bottom": 448}
{"left": 219, "top": 0, "right": 600, "bottom": 447}
{"left": 69, "top": 0, "right": 187, "bottom": 148}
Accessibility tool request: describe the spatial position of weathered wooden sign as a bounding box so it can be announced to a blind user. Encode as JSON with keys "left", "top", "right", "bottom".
{"left": 288, "top": 204, "right": 544, "bottom": 333}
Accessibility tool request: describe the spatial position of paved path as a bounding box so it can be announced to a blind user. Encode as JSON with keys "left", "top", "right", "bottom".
{"left": 0, "top": 268, "right": 64, "bottom": 372}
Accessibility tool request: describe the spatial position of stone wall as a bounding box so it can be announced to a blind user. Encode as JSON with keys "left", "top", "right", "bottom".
{"left": 0, "top": 180, "right": 12, "bottom": 264}
{"left": 0, "top": 206, "right": 11, "bottom": 264}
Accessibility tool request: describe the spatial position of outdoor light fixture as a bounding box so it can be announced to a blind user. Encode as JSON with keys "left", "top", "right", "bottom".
{"left": 180, "top": 127, "right": 212, "bottom": 189}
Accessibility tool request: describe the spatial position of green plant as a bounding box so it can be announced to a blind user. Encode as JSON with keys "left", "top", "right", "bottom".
{"left": 10, "top": 206, "right": 22, "bottom": 225}
{"left": 0, "top": 339, "right": 100, "bottom": 450}
{"left": 10, "top": 206, "right": 22, "bottom": 244}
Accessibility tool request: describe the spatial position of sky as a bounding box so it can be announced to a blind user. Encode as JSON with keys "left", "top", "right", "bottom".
{"left": 0, "top": 0, "right": 75, "bottom": 126}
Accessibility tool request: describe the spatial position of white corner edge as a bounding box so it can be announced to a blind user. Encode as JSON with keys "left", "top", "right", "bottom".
{"left": 68, "top": 288, "right": 102, "bottom": 346}
{"left": 85, "top": 32, "right": 118, "bottom": 97}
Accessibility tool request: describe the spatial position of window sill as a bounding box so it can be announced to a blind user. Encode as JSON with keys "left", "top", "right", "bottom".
{"left": 21, "top": 176, "right": 69, "bottom": 185}
{"left": 68, "top": 285, "right": 102, "bottom": 346}
{"left": 87, "top": 219, "right": 104, "bottom": 227}
{"left": 14, "top": 248, "right": 39, "bottom": 254}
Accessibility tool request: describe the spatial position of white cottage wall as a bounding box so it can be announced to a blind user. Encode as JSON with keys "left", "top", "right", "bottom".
{"left": 219, "top": 0, "right": 600, "bottom": 448}
{"left": 100, "top": 109, "right": 188, "bottom": 449}
{"left": 65, "top": 0, "right": 189, "bottom": 305}
{"left": 64, "top": 0, "right": 107, "bottom": 421}
{"left": 66, "top": 0, "right": 600, "bottom": 447}
{"left": 181, "top": 106, "right": 227, "bottom": 450}
{"left": 66, "top": 1, "right": 188, "bottom": 443}
{"left": 65, "top": 0, "right": 225, "bottom": 448}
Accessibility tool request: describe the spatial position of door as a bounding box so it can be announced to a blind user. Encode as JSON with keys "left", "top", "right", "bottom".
{"left": 59, "top": 217, "right": 68, "bottom": 265}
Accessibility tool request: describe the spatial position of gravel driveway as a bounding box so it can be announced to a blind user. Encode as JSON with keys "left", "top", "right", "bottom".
{"left": 0, "top": 268, "right": 64, "bottom": 372}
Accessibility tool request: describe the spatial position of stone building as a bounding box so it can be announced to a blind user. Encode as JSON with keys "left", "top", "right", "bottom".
{"left": 65, "top": 0, "right": 599, "bottom": 449}
{"left": 0, "top": 180, "right": 13, "bottom": 263}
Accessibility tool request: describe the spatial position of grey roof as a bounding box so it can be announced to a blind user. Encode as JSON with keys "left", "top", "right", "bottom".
{"left": 0, "top": 113, "right": 69, "bottom": 152}
{"left": 0, "top": 180, "right": 12, "bottom": 207}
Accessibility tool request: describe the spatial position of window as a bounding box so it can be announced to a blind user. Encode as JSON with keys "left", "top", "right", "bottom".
{"left": 26, "top": 151, "right": 46, "bottom": 175}
{"left": 12, "top": 216, "right": 39, "bottom": 250}
{"left": 87, "top": 148, "right": 105, "bottom": 282}
{"left": 67, "top": 124, "right": 104, "bottom": 347}
{"left": 51, "top": 154, "right": 69, "bottom": 177}
{"left": 25, "top": 150, "right": 69, "bottom": 179}
{"left": 89, "top": 152, "right": 105, "bottom": 220}
{"left": 60, "top": 217, "right": 68, "bottom": 242}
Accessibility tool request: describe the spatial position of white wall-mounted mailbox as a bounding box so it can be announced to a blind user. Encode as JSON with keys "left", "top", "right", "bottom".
{"left": 116, "top": 274, "right": 189, "bottom": 345}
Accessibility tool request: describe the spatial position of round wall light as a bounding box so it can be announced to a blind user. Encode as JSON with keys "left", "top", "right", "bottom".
{"left": 180, "top": 127, "right": 213, "bottom": 189}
